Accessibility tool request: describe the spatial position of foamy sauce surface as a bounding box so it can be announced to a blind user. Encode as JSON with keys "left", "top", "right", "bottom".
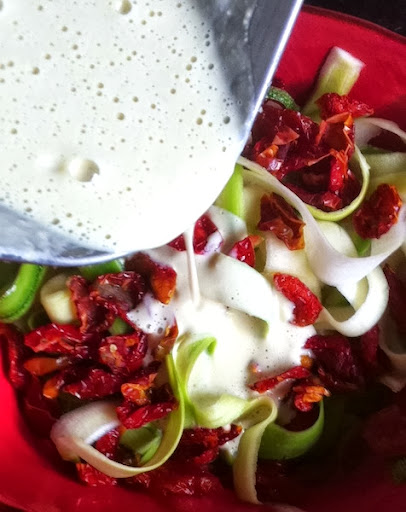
{"left": 0, "top": 1, "right": 242, "bottom": 252}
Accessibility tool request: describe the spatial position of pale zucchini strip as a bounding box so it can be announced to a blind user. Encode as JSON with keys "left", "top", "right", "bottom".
{"left": 239, "top": 157, "right": 406, "bottom": 288}
{"left": 50, "top": 355, "right": 185, "bottom": 478}
{"left": 355, "top": 117, "right": 406, "bottom": 149}
{"left": 233, "top": 397, "right": 277, "bottom": 504}
{"left": 302, "top": 47, "right": 365, "bottom": 119}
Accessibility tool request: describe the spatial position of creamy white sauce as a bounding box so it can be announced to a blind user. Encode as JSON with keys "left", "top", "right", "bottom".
{"left": 0, "top": 1, "right": 242, "bottom": 252}
{"left": 128, "top": 209, "right": 315, "bottom": 406}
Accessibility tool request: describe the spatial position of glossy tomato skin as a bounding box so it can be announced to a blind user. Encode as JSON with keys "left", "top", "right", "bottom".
{"left": 1, "top": 7, "right": 406, "bottom": 512}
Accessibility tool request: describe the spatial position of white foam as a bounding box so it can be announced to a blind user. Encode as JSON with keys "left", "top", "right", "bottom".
{"left": 0, "top": 1, "right": 241, "bottom": 252}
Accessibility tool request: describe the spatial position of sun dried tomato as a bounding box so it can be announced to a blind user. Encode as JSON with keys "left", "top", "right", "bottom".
{"left": 243, "top": 102, "right": 321, "bottom": 175}
{"left": 257, "top": 193, "right": 305, "bottom": 250}
{"left": 117, "top": 399, "right": 176, "bottom": 430}
{"left": 243, "top": 98, "right": 364, "bottom": 213}
{"left": 292, "top": 383, "right": 330, "bottom": 412}
{"left": 250, "top": 366, "right": 311, "bottom": 393}
{"left": 42, "top": 365, "right": 84, "bottom": 399}
{"left": 287, "top": 183, "right": 342, "bottom": 212}
{"left": 228, "top": 235, "right": 262, "bottom": 267}
{"left": 121, "top": 362, "right": 160, "bottom": 406}
{"left": 63, "top": 368, "right": 123, "bottom": 399}
{"left": 305, "top": 334, "right": 364, "bottom": 392}
{"left": 273, "top": 273, "right": 322, "bottom": 326}
{"left": 68, "top": 275, "right": 111, "bottom": 334}
{"left": 359, "top": 325, "right": 380, "bottom": 376}
{"left": 76, "top": 463, "right": 118, "bottom": 487}
{"left": 24, "top": 324, "right": 89, "bottom": 357}
{"left": 98, "top": 331, "right": 147, "bottom": 375}
{"left": 117, "top": 383, "right": 176, "bottom": 429}
{"left": 316, "top": 93, "right": 374, "bottom": 120}
{"left": 168, "top": 214, "right": 222, "bottom": 254}
{"left": 154, "top": 321, "right": 179, "bottom": 361}
{"left": 176, "top": 425, "right": 242, "bottom": 465}
{"left": 91, "top": 272, "right": 147, "bottom": 316}
{"left": 24, "top": 356, "right": 70, "bottom": 377}
{"left": 353, "top": 184, "right": 402, "bottom": 239}
{"left": 128, "top": 461, "right": 222, "bottom": 497}
{"left": 384, "top": 265, "right": 406, "bottom": 334}
{"left": 317, "top": 115, "right": 354, "bottom": 154}
{"left": 42, "top": 372, "right": 67, "bottom": 400}
{"left": 95, "top": 428, "right": 121, "bottom": 460}
{"left": 328, "top": 150, "right": 349, "bottom": 193}
{"left": 0, "top": 323, "right": 28, "bottom": 389}
{"left": 125, "top": 253, "right": 177, "bottom": 305}
{"left": 363, "top": 405, "right": 406, "bottom": 457}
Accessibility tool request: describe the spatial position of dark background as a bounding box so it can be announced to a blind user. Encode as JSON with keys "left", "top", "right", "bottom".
{"left": 305, "top": 0, "right": 406, "bottom": 36}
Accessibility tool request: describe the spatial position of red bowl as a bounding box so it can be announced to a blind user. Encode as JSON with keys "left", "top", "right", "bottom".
{"left": 1, "top": 6, "right": 406, "bottom": 512}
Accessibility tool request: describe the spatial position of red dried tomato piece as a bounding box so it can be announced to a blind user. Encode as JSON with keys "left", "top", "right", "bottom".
{"left": 125, "top": 253, "right": 177, "bottom": 305}
{"left": 359, "top": 325, "right": 380, "bottom": 376}
{"left": 117, "top": 399, "right": 176, "bottom": 430}
{"left": 292, "top": 383, "right": 330, "bottom": 412}
{"left": 168, "top": 214, "right": 222, "bottom": 254}
{"left": 316, "top": 93, "right": 374, "bottom": 120}
{"left": 285, "top": 149, "right": 361, "bottom": 212}
{"left": 244, "top": 99, "right": 364, "bottom": 213}
{"left": 121, "top": 362, "right": 160, "bottom": 406}
{"left": 0, "top": 323, "right": 28, "bottom": 389}
{"left": 317, "top": 115, "right": 354, "bottom": 154}
{"left": 177, "top": 425, "right": 242, "bottom": 465}
{"left": 384, "top": 265, "right": 406, "bottom": 334}
{"left": 228, "top": 235, "right": 262, "bottom": 267}
{"left": 328, "top": 150, "right": 349, "bottom": 193}
{"left": 243, "top": 102, "right": 322, "bottom": 175}
{"left": 91, "top": 272, "right": 147, "bottom": 316}
{"left": 250, "top": 366, "right": 311, "bottom": 393}
{"left": 117, "top": 383, "right": 176, "bottom": 429}
{"left": 305, "top": 334, "right": 364, "bottom": 392}
{"left": 273, "top": 273, "right": 322, "bottom": 326}
{"left": 128, "top": 461, "right": 222, "bottom": 497}
{"left": 63, "top": 368, "right": 123, "bottom": 399}
{"left": 353, "top": 184, "right": 402, "bottom": 239}
{"left": 24, "top": 324, "right": 90, "bottom": 358}
{"left": 76, "top": 463, "right": 118, "bottom": 487}
{"left": 154, "top": 321, "right": 179, "bottom": 361}
{"left": 24, "top": 356, "right": 71, "bottom": 377}
{"left": 95, "top": 428, "right": 121, "bottom": 460}
{"left": 98, "top": 331, "right": 147, "bottom": 375}
{"left": 257, "top": 193, "right": 305, "bottom": 250}
{"left": 42, "top": 371, "right": 69, "bottom": 400}
{"left": 68, "top": 275, "right": 111, "bottom": 334}
{"left": 363, "top": 405, "right": 406, "bottom": 457}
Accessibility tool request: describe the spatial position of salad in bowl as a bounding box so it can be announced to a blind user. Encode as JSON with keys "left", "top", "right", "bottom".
{"left": 1, "top": 6, "right": 406, "bottom": 512}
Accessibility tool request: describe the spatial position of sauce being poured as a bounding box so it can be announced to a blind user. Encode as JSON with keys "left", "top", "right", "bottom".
{"left": 0, "top": 1, "right": 242, "bottom": 252}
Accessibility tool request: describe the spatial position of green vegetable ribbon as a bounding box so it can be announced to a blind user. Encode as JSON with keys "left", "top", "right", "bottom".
{"left": 0, "top": 264, "right": 46, "bottom": 323}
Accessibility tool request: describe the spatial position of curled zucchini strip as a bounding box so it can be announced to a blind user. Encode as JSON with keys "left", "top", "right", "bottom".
{"left": 175, "top": 335, "right": 265, "bottom": 429}
{"left": 302, "top": 46, "right": 365, "bottom": 119}
{"left": 317, "top": 267, "right": 388, "bottom": 337}
{"left": 233, "top": 397, "right": 277, "bottom": 504}
{"left": 50, "top": 355, "right": 184, "bottom": 478}
{"left": 259, "top": 401, "right": 324, "bottom": 460}
{"left": 355, "top": 117, "right": 406, "bottom": 148}
{"left": 0, "top": 264, "right": 46, "bottom": 323}
{"left": 306, "top": 147, "right": 370, "bottom": 222}
{"left": 239, "top": 157, "right": 406, "bottom": 288}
